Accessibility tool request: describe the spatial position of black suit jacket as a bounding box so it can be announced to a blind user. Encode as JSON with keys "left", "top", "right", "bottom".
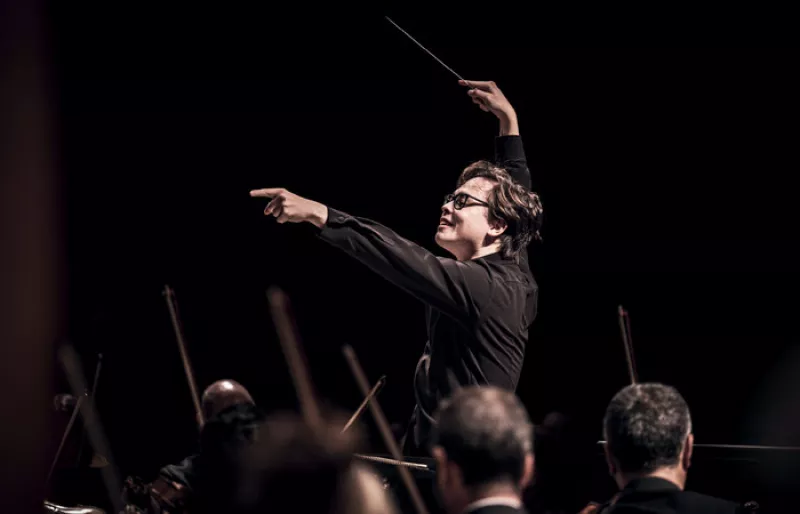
{"left": 599, "top": 477, "right": 744, "bottom": 514}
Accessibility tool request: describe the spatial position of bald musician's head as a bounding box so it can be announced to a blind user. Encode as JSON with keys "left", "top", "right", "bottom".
{"left": 201, "top": 379, "right": 255, "bottom": 421}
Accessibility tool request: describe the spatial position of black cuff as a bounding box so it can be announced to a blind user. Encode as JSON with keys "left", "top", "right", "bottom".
{"left": 324, "top": 207, "right": 350, "bottom": 226}
{"left": 316, "top": 206, "right": 350, "bottom": 238}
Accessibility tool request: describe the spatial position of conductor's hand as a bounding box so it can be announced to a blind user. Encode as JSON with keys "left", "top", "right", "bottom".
{"left": 459, "top": 80, "right": 519, "bottom": 136}
{"left": 249, "top": 188, "right": 328, "bottom": 228}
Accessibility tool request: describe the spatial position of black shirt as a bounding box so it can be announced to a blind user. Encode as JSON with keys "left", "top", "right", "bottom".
{"left": 317, "top": 136, "right": 537, "bottom": 450}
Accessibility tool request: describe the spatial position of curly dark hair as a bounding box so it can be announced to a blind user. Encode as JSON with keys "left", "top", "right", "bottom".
{"left": 457, "top": 161, "right": 543, "bottom": 262}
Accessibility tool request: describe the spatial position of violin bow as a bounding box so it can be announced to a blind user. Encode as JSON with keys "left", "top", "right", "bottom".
{"left": 266, "top": 287, "right": 323, "bottom": 429}
{"left": 585, "top": 308, "right": 641, "bottom": 511}
{"left": 57, "top": 343, "right": 123, "bottom": 514}
{"left": 47, "top": 353, "right": 103, "bottom": 486}
{"left": 163, "top": 285, "right": 205, "bottom": 429}
{"left": 343, "top": 344, "right": 429, "bottom": 514}
{"left": 75, "top": 353, "right": 103, "bottom": 465}
{"left": 341, "top": 375, "right": 386, "bottom": 434}
{"left": 352, "top": 453, "right": 432, "bottom": 472}
{"left": 45, "top": 395, "right": 85, "bottom": 487}
{"left": 617, "top": 305, "right": 639, "bottom": 384}
{"left": 601, "top": 307, "right": 800, "bottom": 450}
{"left": 266, "top": 289, "right": 428, "bottom": 514}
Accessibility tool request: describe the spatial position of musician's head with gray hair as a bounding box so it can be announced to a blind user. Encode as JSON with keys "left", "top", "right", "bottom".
{"left": 431, "top": 386, "right": 534, "bottom": 514}
{"left": 603, "top": 382, "right": 694, "bottom": 490}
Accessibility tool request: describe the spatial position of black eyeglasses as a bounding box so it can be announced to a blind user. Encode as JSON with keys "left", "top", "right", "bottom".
{"left": 443, "top": 192, "right": 492, "bottom": 211}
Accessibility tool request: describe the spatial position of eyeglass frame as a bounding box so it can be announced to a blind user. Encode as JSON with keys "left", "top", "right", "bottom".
{"left": 443, "top": 192, "right": 494, "bottom": 212}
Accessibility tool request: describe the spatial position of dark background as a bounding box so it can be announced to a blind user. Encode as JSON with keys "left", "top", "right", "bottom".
{"left": 47, "top": 3, "right": 800, "bottom": 499}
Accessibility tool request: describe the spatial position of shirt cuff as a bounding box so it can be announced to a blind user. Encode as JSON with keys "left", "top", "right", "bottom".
{"left": 317, "top": 207, "right": 350, "bottom": 238}
{"left": 324, "top": 207, "right": 349, "bottom": 226}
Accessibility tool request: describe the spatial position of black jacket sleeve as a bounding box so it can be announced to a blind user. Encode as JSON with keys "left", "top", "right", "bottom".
{"left": 317, "top": 208, "right": 494, "bottom": 323}
{"left": 495, "top": 135, "right": 532, "bottom": 191}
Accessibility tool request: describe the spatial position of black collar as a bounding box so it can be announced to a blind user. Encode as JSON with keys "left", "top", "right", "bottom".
{"left": 472, "top": 248, "right": 529, "bottom": 268}
{"left": 622, "top": 476, "right": 682, "bottom": 494}
{"left": 476, "top": 250, "right": 526, "bottom": 265}
{"left": 478, "top": 251, "right": 507, "bottom": 263}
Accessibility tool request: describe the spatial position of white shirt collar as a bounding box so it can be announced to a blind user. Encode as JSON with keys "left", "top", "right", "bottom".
{"left": 463, "top": 496, "right": 522, "bottom": 513}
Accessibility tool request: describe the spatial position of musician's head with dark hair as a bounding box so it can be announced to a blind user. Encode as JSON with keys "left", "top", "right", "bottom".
{"left": 237, "top": 412, "right": 398, "bottom": 514}
{"left": 431, "top": 386, "right": 534, "bottom": 514}
{"left": 201, "top": 379, "right": 254, "bottom": 421}
{"left": 603, "top": 383, "right": 694, "bottom": 489}
{"left": 436, "top": 161, "right": 542, "bottom": 263}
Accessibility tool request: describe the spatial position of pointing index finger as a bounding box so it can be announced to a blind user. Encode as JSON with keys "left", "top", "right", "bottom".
{"left": 250, "top": 188, "right": 282, "bottom": 198}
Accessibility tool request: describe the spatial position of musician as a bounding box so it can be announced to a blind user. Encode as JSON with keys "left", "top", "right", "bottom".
{"left": 250, "top": 80, "right": 543, "bottom": 455}
{"left": 124, "top": 379, "right": 263, "bottom": 513}
{"left": 429, "top": 386, "right": 533, "bottom": 514}
{"left": 595, "top": 383, "right": 744, "bottom": 514}
{"left": 159, "top": 379, "right": 256, "bottom": 486}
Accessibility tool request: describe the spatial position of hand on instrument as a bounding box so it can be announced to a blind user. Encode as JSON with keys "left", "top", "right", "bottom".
{"left": 459, "top": 80, "right": 519, "bottom": 136}
{"left": 578, "top": 503, "right": 601, "bottom": 514}
{"left": 250, "top": 188, "right": 329, "bottom": 228}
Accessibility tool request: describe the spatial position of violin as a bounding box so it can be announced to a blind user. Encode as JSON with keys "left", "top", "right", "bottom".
{"left": 42, "top": 501, "right": 105, "bottom": 514}
{"left": 121, "top": 475, "right": 190, "bottom": 514}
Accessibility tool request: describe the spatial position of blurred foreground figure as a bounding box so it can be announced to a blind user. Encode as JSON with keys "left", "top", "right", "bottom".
{"left": 239, "top": 412, "right": 399, "bottom": 514}
{"left": 430, "top": 386, "right": 534, "bottom": 514}
{"left": 0, "top": 0, "right": 61, "bottom": 512}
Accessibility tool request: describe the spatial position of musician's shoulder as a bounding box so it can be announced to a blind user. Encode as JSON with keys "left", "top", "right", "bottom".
{"left": 157, "top": 454, "right": 198, "bottom": 490}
